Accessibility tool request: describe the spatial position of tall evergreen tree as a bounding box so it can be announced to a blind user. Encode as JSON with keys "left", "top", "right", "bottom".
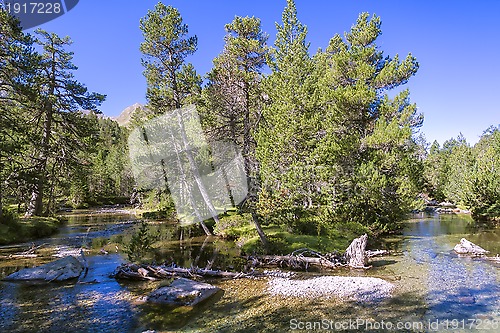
{"left": 257, "top": 11, "right": 422, "bottom": 234}
{"left": 256, "top": 0, "right": 319, "bottom": 232}
{"left": 0, "top": 12, "right": 38, "bottom": 219}
{"left": 442, "top": 134, "right": 473, "bottom": 205}
{"left": 424, "top": 140, "right": 447, "bottom": 201}
{"left": 203, "top": 16, "right": 270, "bottom": 247}
{"left": 25, "top": 30, "right": 105, "bottom": 216}
{"left": 140, "top": 2, "right": 201, "bottom": 115}
{"left": 140, "top": 3, "right": 214, "bottom": 235}
{"left": 314, "top": 13, "right": 423, "bottom": 231}
{"left": 468, "top": 126, "right": 500, "bottom": 221}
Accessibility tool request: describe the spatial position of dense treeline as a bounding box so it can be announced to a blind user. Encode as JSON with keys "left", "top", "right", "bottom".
{"left": 1, "top": 1, "right": 498, "bottom": 248}
{"left": 0, "top": 10, "right": 133, "bottom": 219}
{"left": 424, "top": 127, "right": 500, "bottom": 221}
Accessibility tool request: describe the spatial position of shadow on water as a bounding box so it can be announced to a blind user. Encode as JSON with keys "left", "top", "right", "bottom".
{"left": 136, "top": 289, "right": 226, "bottom": 331}
{"left": 0, "top": 255, "right": 141, "bottom": 333}
{"left": 182, "top": 286, "right": 430, "bottom": 332}
{"left": 0, "top": 211, "right": 138, "bottom": 252}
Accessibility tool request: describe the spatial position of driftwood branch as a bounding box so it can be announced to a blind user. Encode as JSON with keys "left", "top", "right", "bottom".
{"left": 366, "top": 249, "right": 389, "bottom": 257}
{"left": 113, "top": 234, "right": 388, "bottom": 281}
{"left": 251, "top": 251, "right": 346, "bottom": 270}
{"left": 486, "top": 255, "right": 500, "bottom": 263}
{"left": 0, "top": 243, "right": 48, "bottom": 259}
{"left": 112, "top": 263, "right": 255, "bottom": 281}
{"left": 250, "top": 234, "right": 381, "bottom": 270}
{"left": 79, "top": 248, "right": 89, "bottom": 279}
{"left": 22, "top": 243, "right": 46, "bottom": 255}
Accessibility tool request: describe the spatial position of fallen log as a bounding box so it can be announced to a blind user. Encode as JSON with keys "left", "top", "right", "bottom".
{"left": 254, "top": 254, "right": 344, "bottom": 270}
{"left": 486, "top": 255, "right": 500, "bottom": 263}
{"left": 0, "top": 243, "right": 48, "bottom": 259}
{"left": 0, "top": 254, "right": 39, "bottom": 259}
{"left": 252, "top": 249, "right": 345, "bottom": 270}
{"left": 249, "top": 235, "right": 376, "bottom": 270}
{"left": 113, "top": 235, "right": 385, "bottom": 281}
{"left": 365, "top": 249, "right": 389, "bottom": 258}
{"left": 23, "top": 243, "right": 46, "bottom": 255}
{"left": 112, "top": 263, "right": 254, "bottom": 281}
{"left": 454, "top": 238, "right": 489, "bottom": 255}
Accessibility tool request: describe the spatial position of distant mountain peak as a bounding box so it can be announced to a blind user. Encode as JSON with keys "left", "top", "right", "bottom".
{"left": 113, "top": 103, "right": 145, "bottom": 127}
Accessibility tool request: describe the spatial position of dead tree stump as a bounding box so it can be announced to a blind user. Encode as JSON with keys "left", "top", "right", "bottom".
{"left": 344, "top": 234, "right": 368, "bottom": 268}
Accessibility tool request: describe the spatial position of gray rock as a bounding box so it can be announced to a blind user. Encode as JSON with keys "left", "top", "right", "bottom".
{"left": 454, "top": 238, "right": 489, "bottom": 255}
{"left": 147, "top": 278, "right": 220, "bottom": 306}
{"left": 3, "top": 256, "right": 84, "bottom": 282}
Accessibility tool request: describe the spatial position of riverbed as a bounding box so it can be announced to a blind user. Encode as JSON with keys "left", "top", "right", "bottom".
{"left": 0, "top": 210, "right": 498, "bottom": 332}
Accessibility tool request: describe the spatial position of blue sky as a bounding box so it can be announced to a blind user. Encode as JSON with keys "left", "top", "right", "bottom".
{"left": 23, "top": 0, "right": 500, "bottom": 145}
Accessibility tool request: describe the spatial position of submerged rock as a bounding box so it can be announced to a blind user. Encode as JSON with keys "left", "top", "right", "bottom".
{"left": 147, "top": 278, "right": 221, "bottom": 306}
{"left": 3, "top": 256, "right": 84, "bottom": 282}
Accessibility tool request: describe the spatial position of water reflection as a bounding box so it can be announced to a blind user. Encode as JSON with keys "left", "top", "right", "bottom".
{"left": 0, "top": 255, "right": 140, "bottom": 333}
{"left": 401, "top": 214, "right": 500, "bottom": 323}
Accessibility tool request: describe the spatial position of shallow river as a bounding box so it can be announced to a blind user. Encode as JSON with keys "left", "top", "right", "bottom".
{"left": 0, "top": 210, "right": 498, "bottom": 332}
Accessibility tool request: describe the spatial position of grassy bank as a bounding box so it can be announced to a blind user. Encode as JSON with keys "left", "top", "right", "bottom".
{"left": 213, "top": 213, "right": 362, "bottom": 255}
{"left": 0, "top": 210, "right": 64, "bottom": 245}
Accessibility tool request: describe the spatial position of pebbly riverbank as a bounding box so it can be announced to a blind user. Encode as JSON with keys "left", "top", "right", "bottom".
{"left": 267, "top": 276, "right": 394, "bottom": 302}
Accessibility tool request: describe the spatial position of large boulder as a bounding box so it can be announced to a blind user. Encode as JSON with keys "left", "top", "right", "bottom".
{"left": 3, "top": 256, "right": 84, "bottom": 282}
{"left": 454, "top": 238, "right": 489, "bottom": 255}
{"left": 147, "top": 278, "right": 220, "bottom": 306}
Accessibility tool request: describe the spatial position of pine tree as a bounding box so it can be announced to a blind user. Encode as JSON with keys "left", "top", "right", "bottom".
{"left": 25, "top": 30, "right": 105, "bottom": 216}
{"left": 466, "top": 127, "right": 500, "bottom": 221}
{"left": 203, "top": 16, "right": 270, "bottom": 248}
{"left": 314, "top": 13, "right": 422, "bottom": 231}
{"left": 139, "top": 3, "right": 215, "bottom": 235}
{"left": 256, "top": 0, "right": 319, "bottom": 231}
{"left": 0, "top": 12, "right": 38, "bottom": 219}
{"left": 140, "top": 2, "right": 201, "bottom": 115}
{"left": 442, "top": 134, "right": 474, "bottom": 205}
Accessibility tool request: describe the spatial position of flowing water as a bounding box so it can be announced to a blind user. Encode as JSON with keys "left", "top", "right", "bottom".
{"left": 0, "top": 210, "right": 498, "bottom": 332}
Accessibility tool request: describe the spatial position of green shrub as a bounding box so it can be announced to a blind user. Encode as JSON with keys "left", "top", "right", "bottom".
{"left": 0, "top": 214, "right": 63, "bottom": 245}
{"left": 0, "top": 208, "right": 18, "bottom": 227}
{"left": 92, "top": 237, "right": 109, "bottom": 249}
{"left": 213, "top": 213, "right": 252, "bottom": 238}
{"left": 125, "top": 221, "right": 155, "bottom": 262}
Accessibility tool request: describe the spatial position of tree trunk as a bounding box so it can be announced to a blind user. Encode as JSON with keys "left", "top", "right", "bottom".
{"left": 26, "top": 59, "right": 55, "bottom": 217}
{"left": 242, "top": 81, "right": 268, "bottom": 250}
{"left": 0, "top": 181, "right": 3, "bottom": 220}
{"left": 344, "top": 234, "right": 368, "bottom": 268}
{"left": 251, "top": 211, "right": 268, "bottom": 249}
{"left": 25, "top": 183, "right": 43, "bottom": 217}
{"left": 164, "top": 118, "right": 212, "bottom": 236}
{"left": 25, "top": 113, "right": 50, "bottom": 217}
{"left": 175, "top": 110, "right": 219, "bottom": 229}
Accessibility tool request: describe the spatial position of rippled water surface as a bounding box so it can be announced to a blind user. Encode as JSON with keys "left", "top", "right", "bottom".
{"left": 0, "top": 211, "right": 498, "bottom": 332}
